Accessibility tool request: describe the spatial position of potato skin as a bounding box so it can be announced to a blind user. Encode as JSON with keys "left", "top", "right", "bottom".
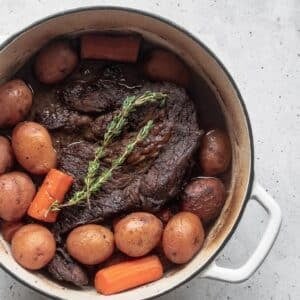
{"left": 199, "top": 129, "right": 232, "bottom": 176}
{"left": 1, "top": 221, "right": 23, "bottom": 243}
{"left": 0, "top": 172, "right": 36, "bottom": 221}
{"left": 115, "top": 212, "right": 163, "bottom": 257}
{"left": 143, "top": 49, "right": 190, "bottom": 87}
{"left": 34, "top": 41, "right": 78, "bottom": 84}
{"left": 162, "top": 212, "right": 204, "bottom": 264}
{"left": 11, "top": 224, "right": 56, "bottom": 270}
{"left": 12, "top": 122, "right": 57, "bottom": 174}
{"left": 0, "top": 136, "right": 14, "bottom": 175}
{"left": 0, "top": 79, "right": 32, "bottom": 127}
{"left": 181, "top": 177, "right": 226, "bottom": 224}
{"left": 66, "top": 224, "right": 114, "bottom": 265}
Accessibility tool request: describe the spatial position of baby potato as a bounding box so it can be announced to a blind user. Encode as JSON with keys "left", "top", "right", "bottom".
{"left": 115, "top": 212, "right": 163, "bottom": 257}
{"left": 11, "top": 224, "right": 56, "bottom": 270}
{"left": 1, "top": 221, "right": 23, "bottom": 243}
{"left": 12, "top": 121, "right": 57, "bottom": 174}
{"left": 143, "top": 49, "right": 190, "bottom": 87}
{"left": 162, "top": 212, "right": 204, "bottom": 264}
{"left": 181, "top": 177, "right": 226, "bottom": 224}
{"left": 34, "top": 40, "right": 78, "bottom": 84}
{"left": 0, "top": 172, "right": 36, "bottom": 221}
{"left": 66, "top": 224, "right": 114, "bottom": 265}
{"left": 0, "top": 136, "right": 14, "bottom": 175}
{"left": 0, "top": 79, "right": 32, "bottom": 128}
{"left": 199, "top": 129, "right": 232, "bottom": 176}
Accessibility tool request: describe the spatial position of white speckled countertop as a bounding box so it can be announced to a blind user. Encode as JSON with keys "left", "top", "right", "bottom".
{"left": 0, "top": 0, "right": 299, "bottom": 299}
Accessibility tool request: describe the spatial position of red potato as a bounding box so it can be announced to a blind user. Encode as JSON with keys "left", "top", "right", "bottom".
{"left": 162, "top": 212, "right": 204, "bottom": 264}
{"left": 114, "top": 212, "right": 163, "bottom": 257}
{"left": 0, "top": 172, "right": 36, "bottom": 221}
{"left": 0, "top": 136, "right": 14, "bottom": 175}
{"left": 11, "top": 224, "right": 56, "bottom": 270}
{"left": 81, "top": 34, "right": 141, "bottom": 62}
{"left": 0, "top": 79, "right": 32, "bottom": 128}
{"left": 1, "top": 221, "right": 23, "bottom": 242}
{"left": 12, "top": 122, "right": 57, "bottom": 174}
{"left": 66, "top": 224, "right": 114, "bottom": 265}
{"left": 181, "top": 177, "right": 226, "bottom": 224}
{"left": 143, "top": 49, "right": 190, "bottom": 87}
{"left": 199, "top": 129, "right": 232, "bottom": 176}
{"left": 35, "top": 41, "right": 78, "bottom": 84}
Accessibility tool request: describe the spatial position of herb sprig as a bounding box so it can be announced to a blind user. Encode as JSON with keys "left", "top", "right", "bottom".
{"left": 84, "top": 91, "right": 167, "bottom": 203}
{"left": 51, "top": 120, "right": 154, "bottom": 211}
{"left": 50, "top": 91, "right": 167, "bottom": 212}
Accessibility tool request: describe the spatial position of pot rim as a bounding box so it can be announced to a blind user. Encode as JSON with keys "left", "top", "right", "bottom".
{"left": 0, "top": 6, "right": 255, "bottom": 300}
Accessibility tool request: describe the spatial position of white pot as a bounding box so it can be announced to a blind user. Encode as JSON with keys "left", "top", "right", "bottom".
{"left": 0, "top": 7, "right": 282, "bottom": 300}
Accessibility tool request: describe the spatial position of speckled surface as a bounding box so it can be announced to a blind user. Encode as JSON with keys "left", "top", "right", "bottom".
{"left": 0, "top": 0, "right": 299, "bottom": 299}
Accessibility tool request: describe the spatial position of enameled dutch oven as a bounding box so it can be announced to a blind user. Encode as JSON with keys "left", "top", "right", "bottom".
{"left": 0, "top": 7, "right": 282, "bottom": 300}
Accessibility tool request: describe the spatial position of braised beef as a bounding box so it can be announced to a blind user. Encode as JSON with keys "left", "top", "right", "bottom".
{"left": 47, "top": 250, "right": 89, "bottom": 287}
{"left": 57, "top": 64, "right": 144, "bottom": 113}
{"left": 53, "top": 82, "right": 202, "bottom": 236}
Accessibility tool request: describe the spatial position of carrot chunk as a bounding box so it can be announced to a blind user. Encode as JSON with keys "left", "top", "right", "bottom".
{"left": 94, "top": 255, "right": 163, "bottom": 295}
{"left": 27, "top": 169, "right": 73, "bottom": 222}
{"left": 81, "top": 34, "right": 141, "bottom": 62}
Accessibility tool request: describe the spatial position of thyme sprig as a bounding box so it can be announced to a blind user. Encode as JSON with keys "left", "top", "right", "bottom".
{"left": 84, "top": 91, "right": 167, "bottom": 203}
{"left": 51, "top": 120, "right": 154, "bottom": 211}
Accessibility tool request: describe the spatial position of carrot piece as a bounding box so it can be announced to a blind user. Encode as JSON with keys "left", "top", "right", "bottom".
{"left": 27, "top": 169, "right": 73, "bottom": 223}
{"left": 94, "top": 255, "right": 163, "bottom": 295}
{"left": 80, "top": 34, "right": 141, "bottom": 62}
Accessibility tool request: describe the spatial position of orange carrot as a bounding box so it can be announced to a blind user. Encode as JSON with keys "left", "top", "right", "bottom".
{"left": 94, "top": 255, "right": 163, "bottom": 295}
{"left": 80, "top": 34, "right": 141, "bottom": 62}
{"left": 27, "top": 169, "right": 73, "bottom": 223}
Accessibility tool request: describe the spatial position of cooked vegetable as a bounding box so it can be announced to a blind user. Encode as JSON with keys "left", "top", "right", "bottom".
{"left": 51, "top": 120, "right": 155, "bottom": 211}
{"left": 0, "top": 79, "right": 32, "bottom": 128}
{"left": 0, "top": 136, "right": 14, "bottom": 175}
{"left": 94, "top": 255, "right": 163, "bottom": 295}
{"left": 0, "top": 172, "right": 36, "bottom": 221}
{"left": 34, "top": 40, "right": 78, "bottom": 84}
{"left": 143, "top": 49, "right": 190, "bottom": 87}
{"left": 66, "top": 224, "right": 114, "bottom": 265}
{"left": 1, "top": 221, "right": 23, "bottom": 243}
{"left": 27, "top": 169, "right": 73, "bottom": 222}
{"left": 162, "top": 212, "right": 204, "bottom": 264}
{"left": 11, "top": 224, "right": 56, "bottom": 270}
{"left": 181, "top": 177, "right": 226, "bottom": 224}
{"left": 115, "top": 212, "right": 163, "bottom": 257}
{"left": 81, "top": 34, "right": 141, "bottom": 62}
{"left": 12, "top": 121, "right": 57, "bottom": 174}
{"left": 199, "top": 129, "right": 232, "bottom": 175}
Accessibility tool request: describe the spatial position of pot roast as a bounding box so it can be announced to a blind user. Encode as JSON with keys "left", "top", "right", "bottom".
{"left": 31, "top": 61, "right": 202, "bottom": 285}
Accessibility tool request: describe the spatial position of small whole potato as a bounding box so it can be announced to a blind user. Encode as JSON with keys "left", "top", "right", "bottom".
{"left": 143, "top": 49, "right": 190, "bottom": 87}
{"left": 162, "top": 212, "right": 204, "bottom": 264}
{"left": 12, "top": 121, "right": 57, "bottom": 174}
{"left": 1, "top": 221, "right": 23, "bottom": 243}
{"left": 0, "top": 79, "right": 32, "bottom": 127}
{"left": 181, "top": 177, "right": 226, "bottom": 224}
{"left": 0, "top": 172, "right": 36, "bottom": 221}
{"left": 115, "top": 212, "right": 163, "bottom": 257}
{"left": 66, "top": 224, "right": 114, "bottom": 265}
{"left": 199, "top": 129, "right": 232, "bottom": 176}
{"left": 34, "top": 41, "right": 78, "bottom": 84}
{"left": 0, "top": 136, "right": 14, "bottom": 175}
{"left": 11, "top": 224, "right": 56, "bottom": 270}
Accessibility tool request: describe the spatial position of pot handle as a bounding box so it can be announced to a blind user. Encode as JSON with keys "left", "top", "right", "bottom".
{"left": 201, "top": 181, "right": 282, "bottom": 282}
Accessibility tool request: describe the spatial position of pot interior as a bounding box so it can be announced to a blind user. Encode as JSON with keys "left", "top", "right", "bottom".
{"left": 0, "top": 8, "right": 253, "bottom": 300}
